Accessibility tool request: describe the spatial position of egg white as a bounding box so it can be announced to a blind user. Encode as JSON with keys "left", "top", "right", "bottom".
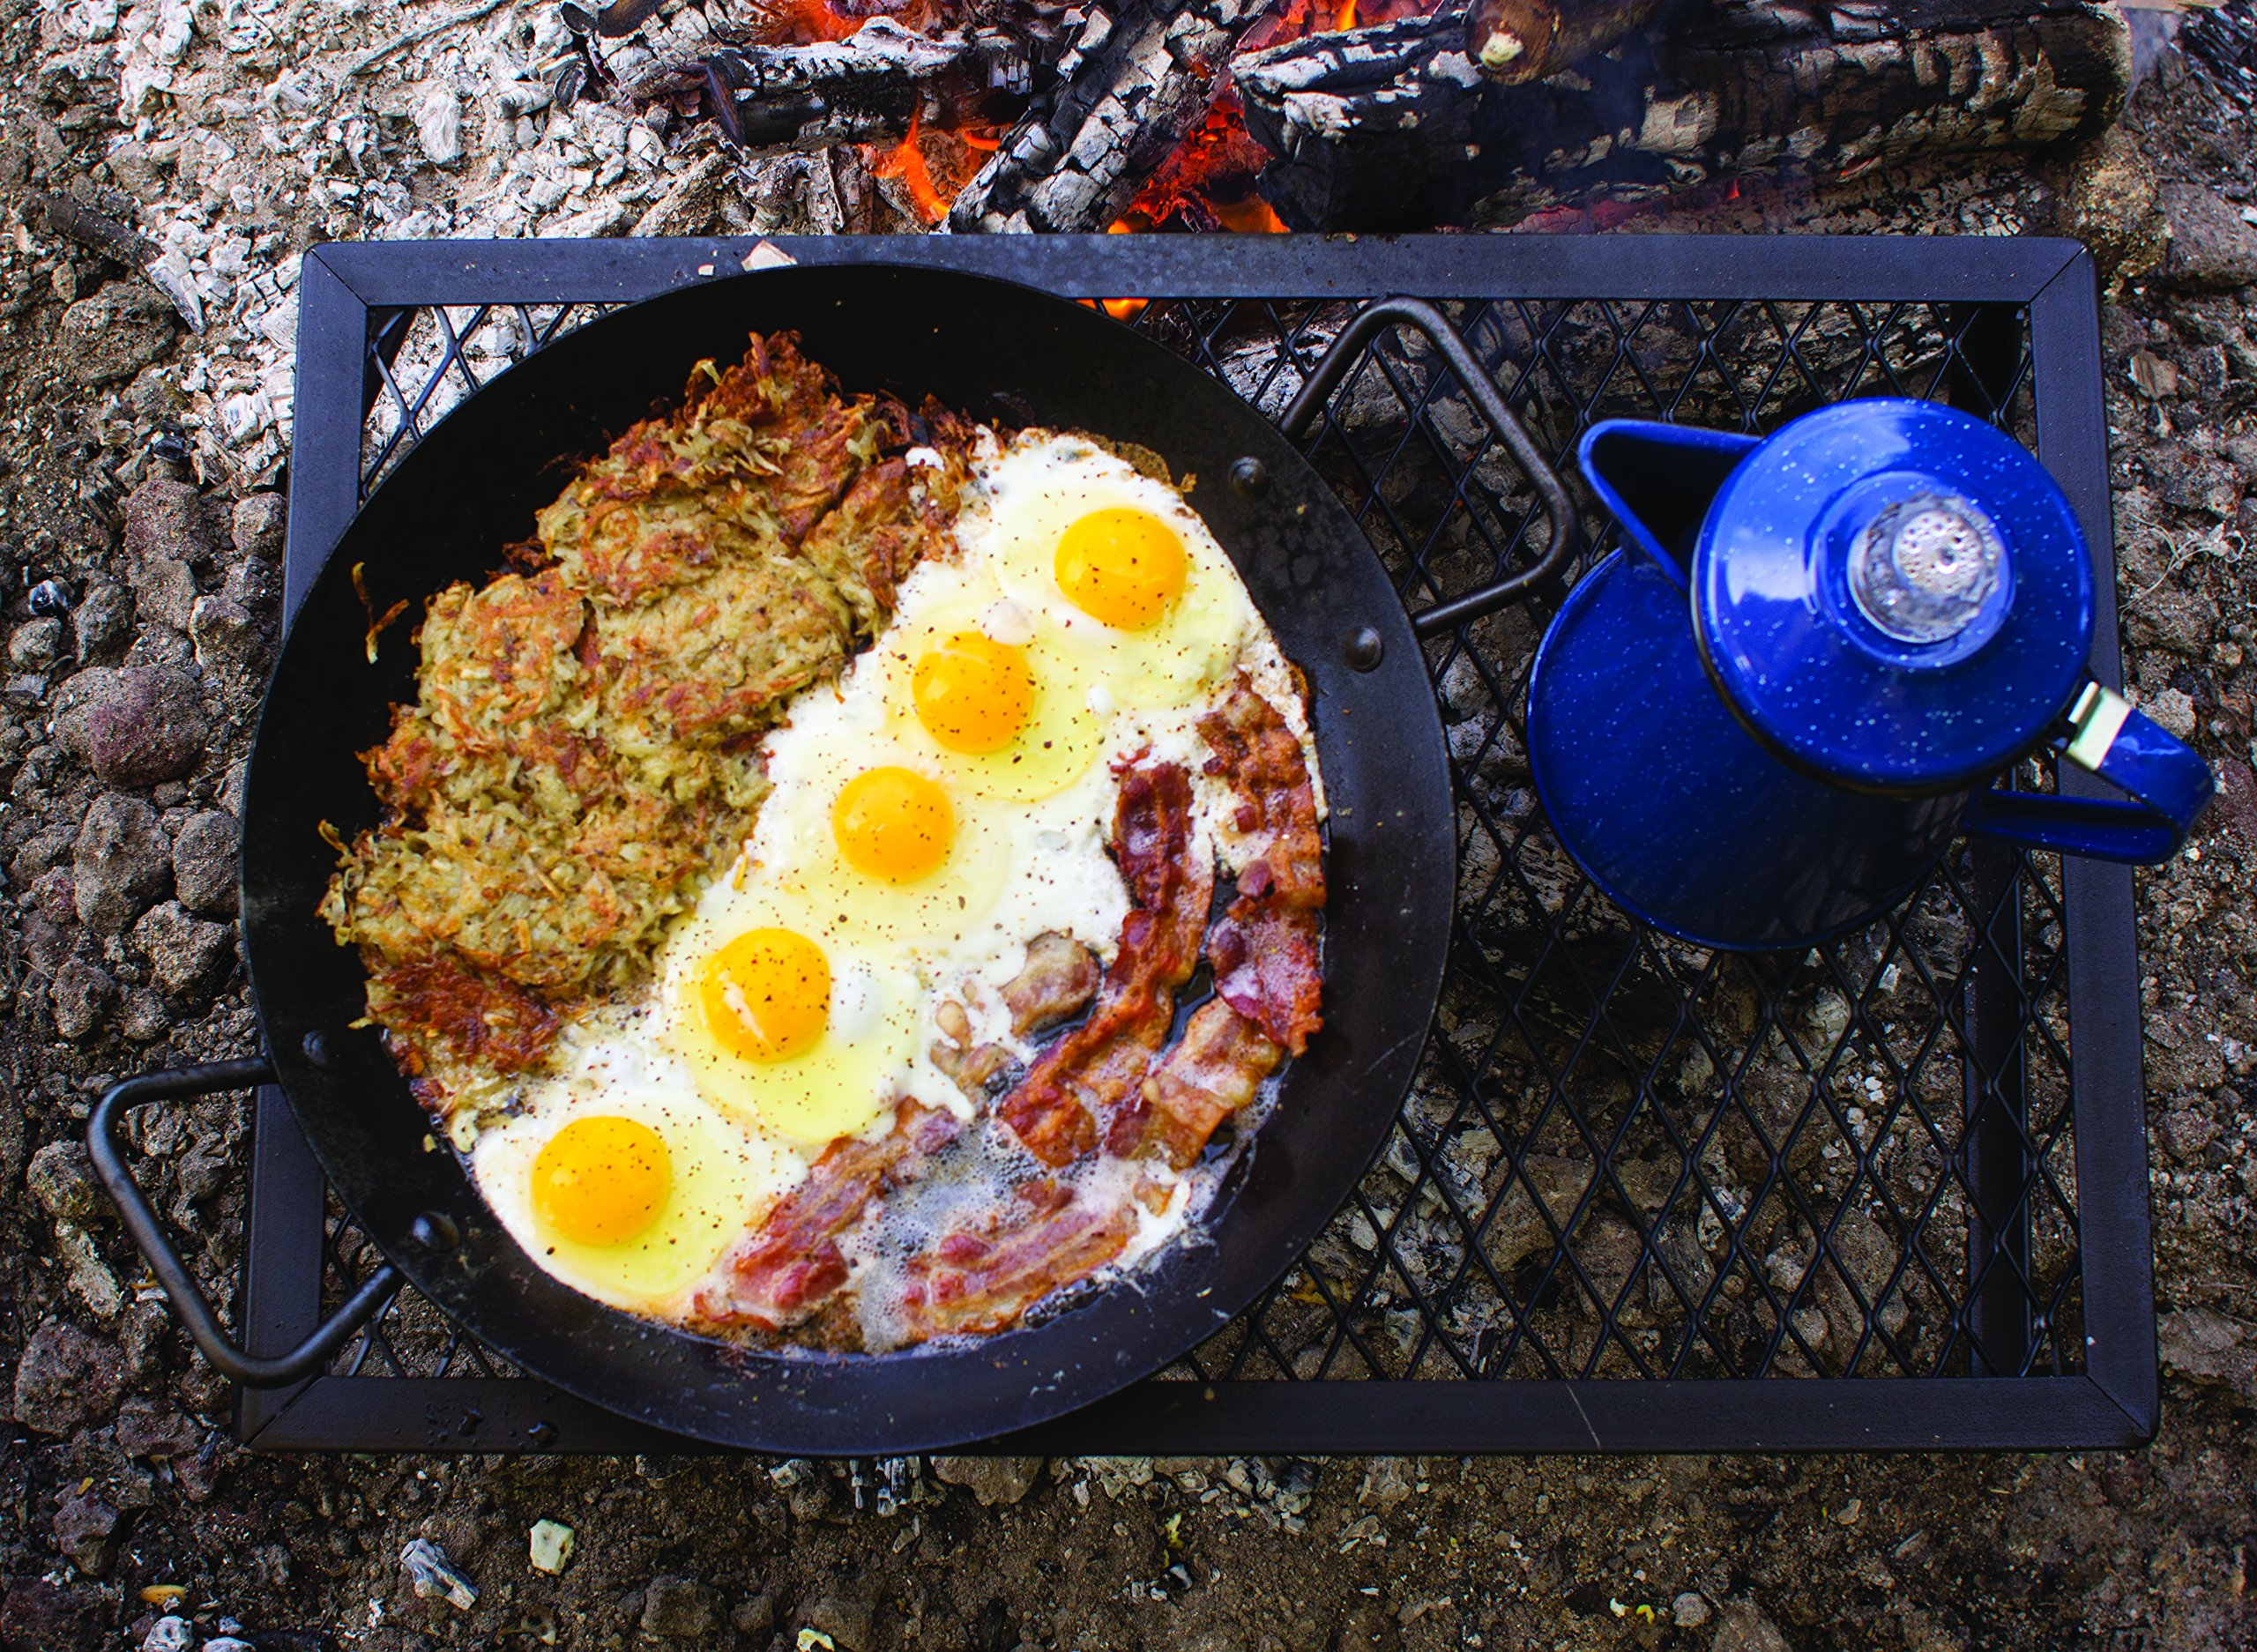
{"left": 962, "top": 433, "right": 1256, "bottom": 711}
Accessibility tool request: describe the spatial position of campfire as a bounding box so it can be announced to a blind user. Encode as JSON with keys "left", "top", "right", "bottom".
{"left": 555, "top": 0, "right": 2135, "bottom": 236}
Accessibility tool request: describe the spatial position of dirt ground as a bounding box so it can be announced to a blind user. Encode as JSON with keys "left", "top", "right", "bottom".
{"left": 4, "top": 5, "right": 2256, "bottom": 1651}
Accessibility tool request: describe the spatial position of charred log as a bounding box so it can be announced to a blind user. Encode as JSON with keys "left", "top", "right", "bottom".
{"left": 1237, "top": 0, "right": 2132, "bottom": 233}
{"left": 1465, "top": 0, "right": 1672, "bottom": 84}
{"left": 617, "top": 21, "right": 1033, "bottom": 150}
{"left": 945, "top": 0, "right": 1275, "bottom": 233}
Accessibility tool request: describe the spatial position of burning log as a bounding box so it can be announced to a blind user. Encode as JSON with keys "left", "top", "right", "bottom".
{"left": 1237, "top": 0, "right": 2133, "bottom": 233}
{"left": 1465, "top": 0, "right": 1671, "bottom": 84}
{"left": 945, "top": 0, "right": 1276, "bottom": 233}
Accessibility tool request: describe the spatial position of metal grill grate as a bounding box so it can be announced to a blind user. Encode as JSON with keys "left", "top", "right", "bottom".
{"left": 238, "top": 236, "right": 2152, "bottom": 1454}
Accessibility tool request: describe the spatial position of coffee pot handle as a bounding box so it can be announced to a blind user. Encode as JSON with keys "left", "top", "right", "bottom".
{"left": 1962, "top": 682, "right": 2216, "bottom": 863}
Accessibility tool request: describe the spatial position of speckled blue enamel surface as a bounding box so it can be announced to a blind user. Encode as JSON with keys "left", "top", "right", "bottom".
{"left": 1527, "top": 549, "right": 1963, "bottom": 952}
{"left": 1690, "top": 398, "right": 2096, "bottom": 792}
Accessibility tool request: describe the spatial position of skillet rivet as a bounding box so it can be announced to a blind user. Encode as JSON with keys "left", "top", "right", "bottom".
{"left": 1345, "top": 627, "right": 1384, "bottom": 672}
{"left": 409, "top": 1211, "right": 460, "bottom": 1252}
{"left": 302, "top": 1031, "right": 339, "bottom": 1069}
{"left": 1230, "top": 457, "right": 1270, "bottom": 499}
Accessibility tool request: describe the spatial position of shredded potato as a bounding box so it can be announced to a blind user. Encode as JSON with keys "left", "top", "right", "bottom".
{"left": 323, "top": 333, "right": 982, "bottom": 1105}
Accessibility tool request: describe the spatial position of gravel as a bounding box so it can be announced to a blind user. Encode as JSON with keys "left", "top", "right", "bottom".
{"left": 0, "top": 8, "right": 2251, "bottom": 1651}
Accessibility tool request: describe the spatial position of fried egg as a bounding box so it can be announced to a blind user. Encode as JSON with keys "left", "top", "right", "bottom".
{"left": 869, "top": 561, "right": 1106, "bottom": 801}
{"left": 969, "top": 433, "right": 1256, "bottom": 711}
{"left": 659, "top": 888, "right": 924, "bottom": 1149}
{"left": 469, "top": 1046, "right": 788, "bottom": 1316}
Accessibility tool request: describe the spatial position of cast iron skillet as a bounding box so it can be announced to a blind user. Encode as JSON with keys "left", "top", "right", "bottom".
{"left": 91, "top": 264, "right": 1575, "bottom": 1454}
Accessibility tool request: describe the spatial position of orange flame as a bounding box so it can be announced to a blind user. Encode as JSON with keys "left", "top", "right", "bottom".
{"left": 870, "top": 107, "right": 950, "bottom": 224}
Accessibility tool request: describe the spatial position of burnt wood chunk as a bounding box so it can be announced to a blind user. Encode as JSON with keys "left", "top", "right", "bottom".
{"left": 946, "top": 0, "right": 1277, "bottom": 232}
{"left": 1237, "top": 0, "right": 2132, "bottom": 233}
{"left": 1464, "top": 0, "right": 1671, "bottom": 84}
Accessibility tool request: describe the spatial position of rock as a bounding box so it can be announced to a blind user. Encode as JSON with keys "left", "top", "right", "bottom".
{"left": 0, "top": 1577, "right": 105, "bottom": 1652}
{"left": 11, "top": 822, "right": 78, "bottom": 886}
{"left": 798, "top": 1591, "right": 874, "bottom": 1652}
{"left": 119, "top": 988, "right": 169, "bottom": 1041}
{"left": 2161, "top": 183, "right": 2257, "bottom": 294}
{"left": 2141, "top": 687, "right": 2198, "bottom": 743}
{"left": 929, "top": 1455, "right": 1044, "bottom": 1507}
{"left": 57, "top": 283, "right": 178, "bottom": 386}
{"left": 130, "top": 901, "right": 234, "bottom": 998}
{"left": 170, "top": 810, "right": 238, "bottom": 915}
{"left": 400, "top": 1538, "right": 478, "bottom": 1611}
{"left": 732, "top": 1592, "right": 778, "bottom": 1638}
{"left": 134, "top": 558, "right": 200, "bottom": 632}
{"left": 26, "top": 1138, "right": 103, "bottom": 1226}
{"left": 1711, "top": 1600, "right": 1795, "bottom": 1652}
{"left": 57, "top": 1225, "right": 121, "bottom": 1321}
{"left": 143, "top": 1616, "right": 196, "bottom": 1652}
{"left": 123, "top": 478, "right": 227, "bottom": 569}
{"left": 9, "top": 616, "right": 66, "bottom": 669}
{"left": 2156, "top": 1307, "right": 2257, "bottom": 1403}
{"left": 55, "top": 665, "right": 210, "bottom": 786}
{"left": 11, "top": 1318, "right": 126, "bottom": 1433}
{"left": 1357, "top": 1457, "right": 1417, "bottom": 1510}
{"left": 189, "top": 596, "right": 258, "bottom": 673}
{"left": 528, "top": 1519, "right": 574, "bottom": 1575}
{"left": 1674, "top": 1592, "right": 1714, "bottom": 1629}
{"left": 71, "top": 584, "right": 135, "bottom": 663}
{"left": 51, "top": 1492, "right": 117, "bottom": 1576}
{"left": 75, "top": 793, "right": 171, "bottom": 934}
{"left": 50, "top": 956, "right": 118, "bottom": 1040}
{"left": 640, "top": 1576, "right": 721, "bottom": 1640}
{"left": 234, "top": 494, "right": 286, "bottom": 560}
{"left": 114, "top": 1395, "right": 204, "bottom": 1460}
{"left": 32, "top": 865, "right": 76, "bottom": 924}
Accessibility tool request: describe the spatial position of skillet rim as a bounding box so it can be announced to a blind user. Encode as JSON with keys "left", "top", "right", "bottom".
{"left": 240, "top": 260, "right": 1454, "bottom": 1452}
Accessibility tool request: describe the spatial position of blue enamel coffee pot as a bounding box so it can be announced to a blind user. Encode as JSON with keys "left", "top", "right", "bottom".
{"left": 1525, "top": 398, "right": 2216, "bottom": 952}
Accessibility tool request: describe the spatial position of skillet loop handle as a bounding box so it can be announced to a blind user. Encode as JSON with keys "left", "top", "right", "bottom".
{"left": 1277, "top": 296, "right": 1581, "bottom": 637}
{"left": 90, "top": 1060, "right": 403, "bottom": 1388}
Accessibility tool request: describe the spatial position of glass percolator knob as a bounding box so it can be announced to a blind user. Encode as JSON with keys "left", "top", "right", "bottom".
{"left": 1846, "top": 492, "right": 2007, "bottom": 645}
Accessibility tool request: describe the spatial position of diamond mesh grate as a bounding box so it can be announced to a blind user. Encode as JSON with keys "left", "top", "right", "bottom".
{"left": 308, "top": 285, "right": 2080, "bottom": 1397}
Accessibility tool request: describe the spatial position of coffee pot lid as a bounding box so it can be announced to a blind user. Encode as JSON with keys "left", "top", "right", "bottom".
{"left": 1693, "top": 399, "right": 2096, "bottom": 793}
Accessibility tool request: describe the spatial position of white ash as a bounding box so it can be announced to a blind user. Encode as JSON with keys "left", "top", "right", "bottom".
{"left": 48, "top": 0, "right": 874, "bottom": 487}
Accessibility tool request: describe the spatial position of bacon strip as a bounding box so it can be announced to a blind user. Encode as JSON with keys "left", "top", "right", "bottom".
{"left": 996, "top": 761, "right": 1213, "bottom": 1167}
{"left": 689, "top": 1100, "right": 956, "bottom": 1331}
{"left": 1199, "top": 681, "right": 1325, "bottom": 1055}
{"left": 1129, "top": 998, "right": 1285, "bottom": 1169}
{"left": 894, "top": 1179, "right": 1139, "bottom": 1343}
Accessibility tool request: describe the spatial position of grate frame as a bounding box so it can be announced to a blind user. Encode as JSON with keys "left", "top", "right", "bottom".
{"left": 235, "top": 233, "right": 2153, "bottom": 1455}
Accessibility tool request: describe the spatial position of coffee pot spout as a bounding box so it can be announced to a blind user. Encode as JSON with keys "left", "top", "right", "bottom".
{"left": 1577, "top": 420, "right": 1760, "bottom": 589}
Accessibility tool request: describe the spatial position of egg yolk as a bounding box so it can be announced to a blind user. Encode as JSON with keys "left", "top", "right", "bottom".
{"left": 531, "top": 1115, "right": 672, "bottom": 1247}
{"left": 1054, "top": 507, "right": 1188, "bottom": 630}
{"left": 832, "top": 766, "right": 954, "bottom": 882}
{"left": 700, "top": 926, "right": 831, "bottom": 1062}
{"left": 911, "top": 632, "right": 1036, "bottom": 754}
